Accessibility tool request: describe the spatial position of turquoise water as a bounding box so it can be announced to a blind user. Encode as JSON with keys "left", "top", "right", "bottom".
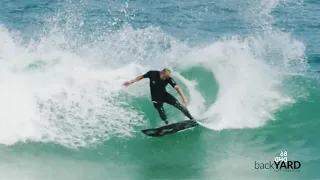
{"left": 0, "top": 0, "right": 319, "bottom": 179}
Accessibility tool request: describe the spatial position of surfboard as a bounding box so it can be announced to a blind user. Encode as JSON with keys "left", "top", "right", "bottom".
{"left": 141, "top": 120, "right": 199, "bottom": 137}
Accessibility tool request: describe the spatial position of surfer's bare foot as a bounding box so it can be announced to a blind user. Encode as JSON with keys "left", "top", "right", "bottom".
{"left": 164, "top": 120, "right": 169, "bottom": 124}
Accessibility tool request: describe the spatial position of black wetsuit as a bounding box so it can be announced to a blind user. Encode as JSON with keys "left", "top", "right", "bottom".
{"left": 143, "top": 71, "right": 194, "bottom": 123}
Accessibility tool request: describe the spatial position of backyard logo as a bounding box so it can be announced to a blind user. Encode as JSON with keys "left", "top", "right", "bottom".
{"left": 254, "top": 151, "right": 301, "bottom": 172}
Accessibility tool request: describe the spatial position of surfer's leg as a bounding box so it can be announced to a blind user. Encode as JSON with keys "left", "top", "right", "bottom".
{"left": 164, "top": 93, "right": 194, "bottom": 120}
{"left": 152, "top": 101, "right": 168, "bottom": 124}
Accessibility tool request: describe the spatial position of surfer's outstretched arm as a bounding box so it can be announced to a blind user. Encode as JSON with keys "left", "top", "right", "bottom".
{"left": 123, "top": 75, "right": 144, "bottom": 86}
{"left": 123, "top": 71, "right": 152, "bottom": 86}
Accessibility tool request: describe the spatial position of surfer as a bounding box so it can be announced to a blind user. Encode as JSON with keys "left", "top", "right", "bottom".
{"left": 123, "top": 68, "right": 194, "bottom": 124}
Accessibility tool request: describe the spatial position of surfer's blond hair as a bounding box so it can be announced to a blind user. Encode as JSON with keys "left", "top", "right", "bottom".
{"left": 162, "top": 68, "right": 172, "bottom": 77}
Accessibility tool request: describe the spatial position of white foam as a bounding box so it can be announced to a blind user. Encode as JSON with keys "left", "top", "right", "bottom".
{"left": 0, "top": 25, "right": 166, "bottom": 147}
{"left": 195, "top": 32, "right": 304, "bottom": 129}
{"left": 188, "top": 37, "right": 295, "bottom": 130}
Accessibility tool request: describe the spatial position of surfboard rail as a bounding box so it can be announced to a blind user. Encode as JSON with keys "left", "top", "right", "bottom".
{"left": 141, "top": 120, "right": 199, "bottom": 137}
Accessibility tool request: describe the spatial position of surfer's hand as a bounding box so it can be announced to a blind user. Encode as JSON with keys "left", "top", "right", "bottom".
{"left": 123, "top": 81, "right": 131, "bottom": 87}
{"left": 182, "top": 97, "right": 188, "bottom": 104}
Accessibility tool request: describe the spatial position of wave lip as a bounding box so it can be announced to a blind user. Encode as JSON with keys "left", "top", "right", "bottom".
{"left": 181, "top": 34, "right": 304, "bottom": 130}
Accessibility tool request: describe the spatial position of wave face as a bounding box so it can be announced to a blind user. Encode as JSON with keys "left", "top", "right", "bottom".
{"left": 0, "top": 0, "right": 319, "bottom": 180}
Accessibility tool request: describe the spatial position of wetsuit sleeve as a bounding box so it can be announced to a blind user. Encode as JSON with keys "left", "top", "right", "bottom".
{"left": 143, "top": 71, "right": 151, "bottom": 78}
{"left": 168, "top": 77, "right": 177, "bottom": 88}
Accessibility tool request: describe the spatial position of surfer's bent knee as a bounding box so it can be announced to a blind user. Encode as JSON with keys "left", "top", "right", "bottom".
{"left": 152, "top": 101, "right": 160, "bottom": 109}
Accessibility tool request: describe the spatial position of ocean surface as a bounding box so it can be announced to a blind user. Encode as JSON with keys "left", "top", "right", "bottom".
{"left": 0, "top": 0, "right": 319, "bottom": 179}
